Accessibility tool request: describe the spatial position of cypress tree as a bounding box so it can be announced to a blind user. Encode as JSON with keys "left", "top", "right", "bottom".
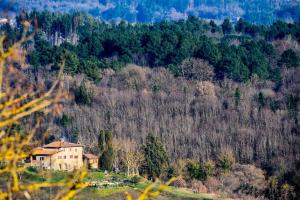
{"left": 98, "top": 130, "right": 114, "bottom": 171}
{"left": 143, "top": 133, "right": 169, "bottom": 179}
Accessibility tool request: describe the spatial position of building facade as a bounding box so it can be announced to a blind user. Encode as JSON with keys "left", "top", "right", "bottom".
{"left": 30, "top": 141, "right": 84, "bottom": 171}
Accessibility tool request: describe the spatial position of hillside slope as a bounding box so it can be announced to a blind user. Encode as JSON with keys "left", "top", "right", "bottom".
{"left": 30, "top": 64, "right": 300, "bottom": 172}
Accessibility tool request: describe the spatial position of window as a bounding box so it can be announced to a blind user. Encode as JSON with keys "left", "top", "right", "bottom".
{"left": 40, "top": 157, "right": 44, "bottom": 161}
{"left": 70, "top": 155, "right": 73, "bottom": 159}
{"left": 74, "top": 155, "right": 78, "bottom": 159}
{"left": 64, "top": 156, "right": 66, "bottom": 159}
{"left": 32, "top": 156, "right": 36, "bottom": 160}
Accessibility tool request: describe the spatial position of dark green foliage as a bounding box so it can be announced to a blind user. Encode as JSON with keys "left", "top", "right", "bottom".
{"left": 79, "top": 58, "right": 101, "bottom": 81}
{"left": 258, "top": 92, "right": 265, "bottom": 109}
{"left": 241, "top": 41, "right": 270, "bottom": 79}
{"left": 287, "top": 94, "right": 298, "bottom": 111}
{"left": 195, "top": 38, "right": 221, "bottom": 65}
{"left": 270, "top": 67, "right": 283, "bottom": 91}
{"left": 98, "top": 130, "right": 114, "bottom": 171}
{"left": 130, "top": 175, "right": 142, "bottom": 184}
{"left": 209, "top": 20, "right": 218, "bottom": 33}
{"left": 29, "top": 34, "right": 53, "bottom": 66}
{"left": 235, "top": 18, "right": 262, "bottom": 37}
{"left": 187, "top": 161, "right": 207, "bottom": 181}
{"left": 20, "top": 12, "right": 300, "bottom": 84}
{"left": 152, "top": 84, "right": 161, "bottom": 93}
{"left": 63, "top": 50, "right": 80, "bottom": 74}
{"left": 143, "top": 133, "right": 169, "bottom": 178}
{"left": 279, "top": 49, "right": 300, "bottom": 68}
{"left": 218, "top": 150, "right": 235, "bottom": 172}
{"left": 222, "top": 18, "right": 233, "bottom": 35}
{"left": 234, "top": 88, "right": 241, "bottom": 107}
{"left": 167, "top": 64, "right": 180, "bottom": 77}
{"left": 74, "top": 83, "right": 92, "bottom": 105}
{"left": 270, "top": 100, "right": 280, "bottom": 113}
{"left": 45, "top": 135, "right": 56, "bottom": 145}
{"left": 287, "top": 94, "right": 299, "bottom": 118}
{"left": 218, "top": 47, "right": 250, "bottom": 81}
{"left": 59, "top": 114, "right": 72, "bottom": 127}
{"left": 164, "top": 165, "right": 177, "bottom": 179}
{"left": 266, "top": 21, "right": 289, "bottom": 40}
{"left": 70, "top": 127, "right": 79, "bottom": 143}
{"left": 101, "top": 145, "right": 114, "bottom": 171}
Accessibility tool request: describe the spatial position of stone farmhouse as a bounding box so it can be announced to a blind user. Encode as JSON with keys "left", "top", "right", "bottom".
{"left": 30, "top": 140, "right": 98, "bottom": 171}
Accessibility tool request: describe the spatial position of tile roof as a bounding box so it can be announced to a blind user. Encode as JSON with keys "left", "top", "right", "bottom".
{"left": 84, "top": 153, "right": 98, "bottom": 159}
{"left": 32, "top": 147, "right": 59, "bottom": 155}
{"left": 43, "top": 141, "right": 84, "bottom": 148}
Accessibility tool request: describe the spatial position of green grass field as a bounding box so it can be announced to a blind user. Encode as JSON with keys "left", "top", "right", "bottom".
{"left": 74, "top": 173, "right": 216, "bottom": 200}
{"left": 74, "top": 186, "right": 216, "bottom": 200}
{"left": 16, "top": 169, "right": 217, "bottom": 200}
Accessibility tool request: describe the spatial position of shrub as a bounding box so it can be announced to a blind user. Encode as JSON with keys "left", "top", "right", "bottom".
{"left": 204, "top": 160, "right": 215, "bottom": 177}
{"left": 280, "top": 183, "right": 296, "bottom": 200}
{"left": 130, "top": 175, "right": 142, "bottom": 184}
{"left": 266, "top": 176, "right": 296, "bottom": 200}
{"left": 218, "top": 149, "right": 236, "bottom": 172}
{"left": 74, "top": 83, "right": 92, "bottom": 105}
{"left": 186, "top": 160, "right": 207, "bottom": 181}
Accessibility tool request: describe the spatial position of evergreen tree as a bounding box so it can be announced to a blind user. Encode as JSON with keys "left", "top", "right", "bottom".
{"left": 235, "top": 88, "right": 241, "bottom": 107}
{"left": 258, "top": 92, "right": 265, "bottom": 109}
{"left": 222, "top": 18, "right": 233, "bottom": 35}
{"left": 279, "top": 49, "right": 300, "bottom": 68}
{"left": 74, "top": 83, "right": 92, "bottom": 105}
{"left": 63, "top": 50, "right": 80, "bottom": 74}
{"left": 143, "top": 133, "right": 169, "bottom": 178}
{"left": 98, "top": 130, "right": 114, "bottom": 171}
{"left": 209, "top": 20, "right": 217, "bottom": 33}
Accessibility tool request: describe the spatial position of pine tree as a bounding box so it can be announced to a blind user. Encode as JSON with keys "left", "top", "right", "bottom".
{"left": 222, "top": 18, "right": 233, "bottom": 34}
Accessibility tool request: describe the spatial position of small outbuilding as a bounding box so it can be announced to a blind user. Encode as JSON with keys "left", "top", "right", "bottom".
{"left": 83, "top": 153, "right": 99, "bottom": 169}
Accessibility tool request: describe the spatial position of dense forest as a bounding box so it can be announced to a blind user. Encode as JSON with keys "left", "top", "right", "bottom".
{"left": 1, "top": 11, "right": 300, "bottom": 198}
{"left": 14, "top": 11, "right": 300, "bottom": 83}
{"left": 9, "top": 0, "right": 300, "bottom": 24}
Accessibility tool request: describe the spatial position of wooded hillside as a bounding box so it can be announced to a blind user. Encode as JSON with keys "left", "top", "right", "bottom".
{"left": 2, "top": 11, "right": 299, "bottom": 174}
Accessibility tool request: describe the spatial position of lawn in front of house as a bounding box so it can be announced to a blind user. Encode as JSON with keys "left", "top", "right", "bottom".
{"left": 18, "top": 168, "right": 217, "bottom": 200}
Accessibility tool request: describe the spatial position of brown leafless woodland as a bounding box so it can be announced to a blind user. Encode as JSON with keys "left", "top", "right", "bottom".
{"left": 28, "top": 64, "right": 300, "bottom": 172}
